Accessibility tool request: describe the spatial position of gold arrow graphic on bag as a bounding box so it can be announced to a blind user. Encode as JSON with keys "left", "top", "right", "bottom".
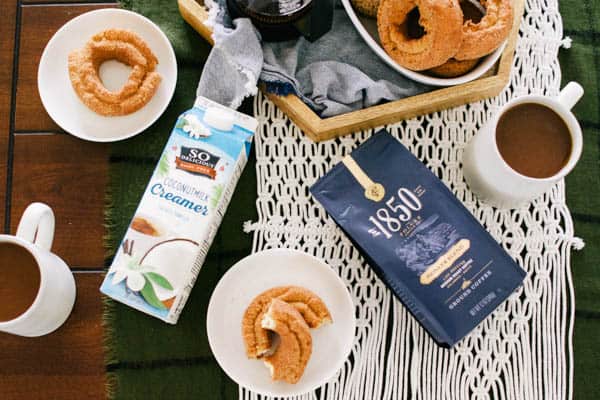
{"left": 342, "top": 155, "right": 385, "bottom": 202}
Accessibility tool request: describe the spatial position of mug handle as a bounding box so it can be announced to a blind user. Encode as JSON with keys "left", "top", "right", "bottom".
{"left": 556, "top": 81, "right": 584, "bottom": 110}
{"left": 16, "top": 203, "right": 55, "bottom": 251}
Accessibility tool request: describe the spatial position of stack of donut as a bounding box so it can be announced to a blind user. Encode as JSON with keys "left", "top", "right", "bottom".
{"left": 352, "top": 0, "right": 513, "bottom": 77}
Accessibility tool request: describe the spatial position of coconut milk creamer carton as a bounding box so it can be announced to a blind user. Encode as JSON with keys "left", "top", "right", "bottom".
{"left": 100, "top": 97, "right": 257, "bottom": 324}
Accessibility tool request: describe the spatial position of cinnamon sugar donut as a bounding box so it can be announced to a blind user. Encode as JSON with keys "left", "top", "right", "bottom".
{"left": 242, "top": 286, "right": 331, "bottom": 359}
{"left": 68, "top": 29, "right": 161, "bottom": 116}
{"left": 351, "top": 0, "right": 380, "bottom": 17}
{"left": 261, "top": 299, "right": 312, "bottom": 384}
{"left": 453, "top": 0, "right": 513, "bottom": 60}
{"left": 79, "top": 40, "right": 150, "bottom": 104}
{"left": 377, "top": 0, "right": 464, "bottom": 71}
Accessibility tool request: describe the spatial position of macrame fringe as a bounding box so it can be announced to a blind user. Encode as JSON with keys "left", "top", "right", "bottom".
{"left": 569, "top": 236, "right": 584, "bottom": 250}
{"left": 243, "top": 220, "right": 257, "bottom": 233}
{"left": 244, "top": 21, "right": 577, "bottom": 397}
{"left": 242, "top": 1, "right": 576, "bottom": 399}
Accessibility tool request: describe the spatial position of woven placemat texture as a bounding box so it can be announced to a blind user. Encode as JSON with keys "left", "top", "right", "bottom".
{"left": 103, "top": 0, "right": 599, "bottom": 398}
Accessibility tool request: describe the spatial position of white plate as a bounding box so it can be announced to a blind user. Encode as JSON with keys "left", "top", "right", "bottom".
{"left": 341, "top": 0, "right": 506, "bottom": 87}
{"left": 207, "top": 249, "right": 356, "bottom": 397}
{"left": 38, "top": 9, "right": 177, "bottom": 142}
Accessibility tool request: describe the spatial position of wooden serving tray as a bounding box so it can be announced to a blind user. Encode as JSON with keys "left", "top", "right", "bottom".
{"left": 178, "top": 0, "right": 524, "bottom": 142}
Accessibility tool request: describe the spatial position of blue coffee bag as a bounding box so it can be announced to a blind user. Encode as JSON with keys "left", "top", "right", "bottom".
{"left": 310, "top": 130, "right": 526, "bottom": 347}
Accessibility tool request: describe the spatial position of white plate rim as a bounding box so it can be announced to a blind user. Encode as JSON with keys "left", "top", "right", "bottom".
{"left": 340, "top": 0, "right": 506, "bottom": 87}
{"left": 37, "top": 8, "right": 177, "bottom": 142}
{"left": 206, "top": 248, "right": 356, "bottom": 397}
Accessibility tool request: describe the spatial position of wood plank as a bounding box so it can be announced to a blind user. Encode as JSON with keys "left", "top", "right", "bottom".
{"left": 0, "top": 0, "right": 17, "bottom": 230}
{"left": 178, "top": 0, "right": 214, "bottom": 45}
{"left": 15, "top": 3, "right": 116, "bottom": 132}
{"left": 0, "top": 273, "right": 105, "bottom": 400}
{"left": 178, "top": 0, "right": 524, "bottom": 141}
{"left": 10, "top": 133, "right": 109, "bottom": 268}
{"left": 22, "top": 0, "right": 114, "bottom": 3}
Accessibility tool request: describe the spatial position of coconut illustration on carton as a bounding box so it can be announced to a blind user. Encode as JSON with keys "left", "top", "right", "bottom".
{"left": 112, "top": 235, "right": 199, "bottom": 311}
{"left": 139, "top": 238, "right": 199, "bottom": 309}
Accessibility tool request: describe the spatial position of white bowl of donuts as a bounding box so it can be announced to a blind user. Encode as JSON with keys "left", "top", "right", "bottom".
{"left": 342, "top": 0, "right": 513, "bottom": 87}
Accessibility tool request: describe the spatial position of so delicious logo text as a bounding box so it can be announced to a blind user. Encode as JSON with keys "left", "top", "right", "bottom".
{"left": 175, "top": 146, "right": 220, "bottom": 179}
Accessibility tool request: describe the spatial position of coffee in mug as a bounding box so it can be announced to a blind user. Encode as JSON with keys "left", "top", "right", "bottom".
{"left": 495, "top": 103, "right": 572, "bottom": 179}
{"left": 0, "top": 203, "right": 76, "bottom": 337}
{"left": 0, "top": 243, "right": 41, "bottom": 322}
{"left": 462, "top": 82, "right": 584, "bottom": 208}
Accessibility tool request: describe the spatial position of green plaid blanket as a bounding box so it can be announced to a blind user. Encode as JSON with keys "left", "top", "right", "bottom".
{"left": 104, "top": 0, "right": 599, "bottom": 398}
{"left": 559, "top": 0, "right": 600, "bottom": 396}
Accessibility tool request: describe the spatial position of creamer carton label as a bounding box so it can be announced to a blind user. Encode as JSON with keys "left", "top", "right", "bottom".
{"left": 100, "top": 97, "right": 257, "bottom": 323}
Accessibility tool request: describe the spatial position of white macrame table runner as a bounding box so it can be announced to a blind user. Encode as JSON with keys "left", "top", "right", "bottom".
{"left": 242, "top": 1, "right": 582, "bottom": 398}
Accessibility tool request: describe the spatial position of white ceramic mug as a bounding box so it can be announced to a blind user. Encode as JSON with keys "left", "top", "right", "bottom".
{"left": 0, "top": 203, "right": 76, "bottom": 337}
{"left": 463, "top": 82, "right": 584, "bottom": 209}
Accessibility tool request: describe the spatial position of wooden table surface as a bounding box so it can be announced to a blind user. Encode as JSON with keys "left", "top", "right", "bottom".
{"left": 0, "top": 1, "right": 118, "bottom": 399}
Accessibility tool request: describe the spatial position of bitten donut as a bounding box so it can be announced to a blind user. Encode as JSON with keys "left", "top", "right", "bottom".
{"left": 242, "top": 286, "right": 331, "bottom": 359}
{"left": 453, "top": 0, "right": 513, "bottom": 60}
{"left": 428, "top": 57, "right": 480, "bottom": 77}
{"left": 68, "top": 29, "right": 161, "bottom": 116}
{"left": 261, "top": 299, "right": 312, "bottom": 384}
{"left": 377, "top": 0, "right": 464, "bottom": 71}
{"left": 351, "top": 0, "right": 380, "bottom": 17}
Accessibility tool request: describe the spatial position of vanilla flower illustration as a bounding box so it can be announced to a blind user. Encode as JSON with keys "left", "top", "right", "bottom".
{"left": 111, "top": 254, "right": 147, "bottom": 291}
{"left": 111, "top": 254, "right": 174, "bottom": 310}
{"left": 182, "top": 114, "right": 211, "bottom": 139}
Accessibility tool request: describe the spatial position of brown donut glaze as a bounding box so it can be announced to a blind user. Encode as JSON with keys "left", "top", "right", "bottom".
{"left": 351, "top": 0, "right": 380, "bottom": 17}
{"left": 68, "top": 29, "right": 161, "bottom": 116}
{"left": 377, "top": 0, "right": 464, "bottom": 71}
{"left": 428, "top": 57, "right": 480, "bottom": 77}
{"left": 454, "top": 0, "right": 513, "bottom": 60}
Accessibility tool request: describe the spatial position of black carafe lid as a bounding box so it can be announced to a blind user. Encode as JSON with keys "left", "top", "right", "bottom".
{"left": 227, "top": 0, "right": 333, "bottom": 42}
{"left": 230, "top": 0, "right": 313, "bottom": 23}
